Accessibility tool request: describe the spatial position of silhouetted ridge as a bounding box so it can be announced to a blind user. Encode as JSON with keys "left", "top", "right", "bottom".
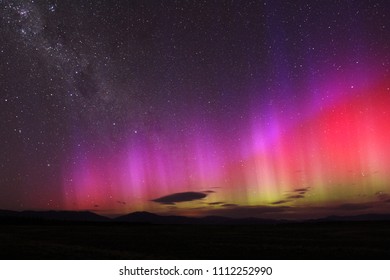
{"left": 2, "top": 209, "right": 390, "bottom": 224}
{"left": 21, "top": 210, "right": 110, "bottom": 221}
{"left": 115, "top": 211, "right": 195, "bottom": 224}
{"left": 0, "top": 210, "right": 109, "bottom": 222}
{"left": 313, "top": 214, "right": 390, "bottom": 222}
{"left": 114, "top": 212, "right": 284, "bottom": 225}
{"left": 0, "top": 209, "right": 19, "bottom": 216}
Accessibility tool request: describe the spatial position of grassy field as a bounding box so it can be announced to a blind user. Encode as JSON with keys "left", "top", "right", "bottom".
{"left": 1, "top": 222, "right": 389, "bottom": 259}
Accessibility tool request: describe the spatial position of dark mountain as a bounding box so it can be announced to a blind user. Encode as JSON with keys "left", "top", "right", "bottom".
{"left": 20, "top": 210, "right": 110, "bottom": 222}
{"left": 2, "top": 209, "right": 390, "bottom": 224}
{"left": 114, "top": 211, "right": 284, "bottom": 225}
{"left": 114, "top": 211, "right": 197, "bottom": 224}
{"left": 0, "top": 210, "right": 109, "bottom": 222}
{"left": 312, "top": 214, "right": 390, "bottom": 222}
{"left": 0, "top": 209, "right": 19, "bottom": 217}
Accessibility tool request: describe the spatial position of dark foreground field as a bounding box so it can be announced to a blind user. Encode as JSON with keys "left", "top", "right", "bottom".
{"left": 1, "top": 221, "right": 390, "bottom": 259}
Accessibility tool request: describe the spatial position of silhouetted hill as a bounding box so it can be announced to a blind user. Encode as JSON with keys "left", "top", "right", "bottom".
{"left": 114, "top": 211, "right": 197, "bottom": 224}
{"left": 312, "top": 214, "right": 390, "bottom": 222}
{"left": 2, "top": 209, "right": 390, "bottom": 224}
{"left": 115, "top": 211, "right": 284, "bottom": 225}
{"left": 114, "top": 211, "right": 160, "bottom": 223}
{"left": 21, "top": 210, "right": 110, "bottom": 221}
{"left": 0, "top": 210, "right": 109, "bottom": 222}
{"left": 0, "top": 209, "right": 19, "bottom": 217}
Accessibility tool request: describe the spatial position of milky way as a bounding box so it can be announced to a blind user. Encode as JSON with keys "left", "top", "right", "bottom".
{"left": 1, "top": 0, "right": 389, "bottom": 219}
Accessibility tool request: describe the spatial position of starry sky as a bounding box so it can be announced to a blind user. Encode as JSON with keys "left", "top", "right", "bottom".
{"left": 1, "top": 0, "right": 390, "bottom": 219}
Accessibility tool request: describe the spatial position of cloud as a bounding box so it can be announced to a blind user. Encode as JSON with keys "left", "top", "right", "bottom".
{"left": 203, "top": 190, "right": 216, "bottom": 194}
{"left": 208, "top": 202, "right": 224, "bottom": 205}
{"left": 221, "top": 203, "right": 238, "bottom": 207}
{"left": 292, "top": 187, "right": 310, "bottom": 196}
{"left": 294, "top": 188, "right": 309, "bottom": 192}
{"left": 206, "top": 205, "right": 291, "bottom": 218}
{"left": 158, "top": 202, "right": 175, "bottom": 205}
{"left": 375, "top": 191, "right": 390, "bottom": 201}
{"left": 152, "top": 191, "right": 207, "bottom": 205}
{"left": 271, "top": 200, "right": 290, "bottom": 205}
{"left": 272, "top": 187, "right": 310, "bottom": 205}
{"left": 176, "top": 198, "right": 390, "bottom": 220}
{"left": 335, "top": 203, "right": 373, "bottom": 211}
{"left": 287, "top": 194, "right": 304, "bottom": 199}
{"left": 190, "top": 199, "right": 390, "bottom": 220}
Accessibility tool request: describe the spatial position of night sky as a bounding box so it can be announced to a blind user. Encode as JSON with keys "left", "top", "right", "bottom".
{"left": 1, "top": 0, "right": 390, "bottom": 219}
